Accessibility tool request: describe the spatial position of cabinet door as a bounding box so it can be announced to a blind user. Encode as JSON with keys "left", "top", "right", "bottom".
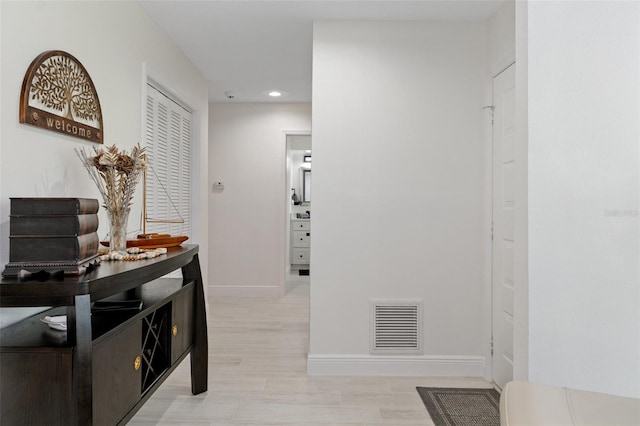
{"left": 171, "top": 284, "right": 194, "bottom": 363}
{"left": 92, "top": 321, "right": 142, "bottom": 426}
{"left": 0, "top": 351, "right": 73, "bottom": 425}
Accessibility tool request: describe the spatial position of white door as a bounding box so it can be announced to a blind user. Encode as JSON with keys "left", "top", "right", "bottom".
{"left": 492, "top": 63, "right": 516, "bottom": 390}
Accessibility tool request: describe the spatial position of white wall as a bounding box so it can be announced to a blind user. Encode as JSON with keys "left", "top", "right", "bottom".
{"left": 487, "top": 0, "right": 515, "bottom": 77}
{"left": 208, "top": 103, "right": 311, "bottom": 296}
{"left": 513, "top": 0, "right": 530, "bottom": 382}
{"left": 309, "top": 21, "right": 488, "bottom": 375}
{"left": 525, "top": 1, "right": 640, "bottom": 397}
{"left": 0, "top": 1, "right": 209, "bottom": 326}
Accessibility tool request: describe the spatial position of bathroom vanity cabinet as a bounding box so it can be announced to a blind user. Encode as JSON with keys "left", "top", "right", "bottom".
{"left": 291, "top": 218, "right": 310, "bottom": 266}
{"left": 0, "top": 245, "right": 207, "bottom": 425}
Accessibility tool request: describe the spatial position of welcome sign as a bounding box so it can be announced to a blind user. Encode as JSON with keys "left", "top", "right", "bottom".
{"left": 20, "top": 50, "right": 103, "bottom": 143}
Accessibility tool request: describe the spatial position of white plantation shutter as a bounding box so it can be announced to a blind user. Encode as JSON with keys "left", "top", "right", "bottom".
{"left": 180, "top": 115, "right": 191, "bottom": 236}
{"left": 145, "top": 84, "right": 192, "bottom": 236}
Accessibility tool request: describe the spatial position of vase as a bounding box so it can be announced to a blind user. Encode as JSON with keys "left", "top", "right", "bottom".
{"left": 106, "top": 207, "right": 130, "bottom": 254}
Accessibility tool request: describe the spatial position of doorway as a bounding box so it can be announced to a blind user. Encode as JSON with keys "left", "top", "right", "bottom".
{"left": 284, "top": 133, "right": 312, "bottom": 292}
{"left": 491, "top": 63, "right": 516, "bottom": 389}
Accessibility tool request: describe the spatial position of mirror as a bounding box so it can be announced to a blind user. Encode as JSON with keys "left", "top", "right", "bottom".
{"left": 303, "top": 169, "right": 311, "bottom": 203}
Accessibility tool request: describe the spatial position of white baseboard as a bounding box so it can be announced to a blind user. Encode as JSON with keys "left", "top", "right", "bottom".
{"left": 307, "top": 354, "right": 486, "bottom": 377}
{"left": 209, "top": 285, "right": 281, "bottom": 298}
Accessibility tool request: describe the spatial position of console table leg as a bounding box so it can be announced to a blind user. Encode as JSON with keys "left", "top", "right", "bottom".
{"left": 183, "top": 254, "right": 208, "bottom": 394}
{"left": 69, "top": 295, "right": 93, "bottom": 425}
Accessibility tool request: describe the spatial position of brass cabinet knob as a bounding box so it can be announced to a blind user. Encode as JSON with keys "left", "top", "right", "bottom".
{"left": 134, "top": 356, "right": 141, "bottom": 371}
{"left": 172, "top": 325, "right": 178, "bottom": 336}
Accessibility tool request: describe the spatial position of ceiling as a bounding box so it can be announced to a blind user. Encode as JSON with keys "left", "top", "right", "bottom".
{"left": 138, "top": 1, "right": 504, "bottom": 103}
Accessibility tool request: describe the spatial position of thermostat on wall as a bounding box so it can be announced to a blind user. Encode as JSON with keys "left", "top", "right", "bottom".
{"left": 212, "top": 181, "right": 224, "bottom": 192}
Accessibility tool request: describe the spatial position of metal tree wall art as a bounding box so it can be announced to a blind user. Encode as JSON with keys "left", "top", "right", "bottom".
{"left": 20, "top": 50, "right": 103, "bottom": 143}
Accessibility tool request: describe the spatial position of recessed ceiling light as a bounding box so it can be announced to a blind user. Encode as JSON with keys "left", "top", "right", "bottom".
{"left": 268, "top": 91, "right": 282, "bottom": 97}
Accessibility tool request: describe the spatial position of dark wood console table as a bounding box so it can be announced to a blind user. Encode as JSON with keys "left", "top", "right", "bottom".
{"left": 0, "top": 244, "right": 208, "bottom": 425}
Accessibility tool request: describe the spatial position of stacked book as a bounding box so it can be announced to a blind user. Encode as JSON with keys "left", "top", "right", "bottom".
{"left": 3, "top": 198, "right": 100, "bottom": 276}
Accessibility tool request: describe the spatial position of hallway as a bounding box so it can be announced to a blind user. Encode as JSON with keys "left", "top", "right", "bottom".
{"left": 129, "top": 281, "right": 490, "bottom": 425}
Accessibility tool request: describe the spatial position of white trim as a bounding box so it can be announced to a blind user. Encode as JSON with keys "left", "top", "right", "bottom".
{"left": 209, "top": 285, "right": 281, "bottom": 298}
{"left": 307, "top": 354, "right": 486, "bottom": 377}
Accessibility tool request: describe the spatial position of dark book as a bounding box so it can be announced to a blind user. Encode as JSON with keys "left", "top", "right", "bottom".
{"left": 10, "top": 198, "right": 99, "bottom": 216}
{"left": 9, "top": 232, "right": 99, "bottom": 262}
{"left": 10, "top": 214, "right": 99, "bottom": 236}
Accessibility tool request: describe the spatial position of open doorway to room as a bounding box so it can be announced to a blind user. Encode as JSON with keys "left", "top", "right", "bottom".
{"left": 284, "top": 133, "right": 312, "bottom": 293}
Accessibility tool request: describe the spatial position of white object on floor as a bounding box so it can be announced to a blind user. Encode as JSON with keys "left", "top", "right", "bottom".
{"left": 500, "top": 381, "right": 640, "bottom": 425}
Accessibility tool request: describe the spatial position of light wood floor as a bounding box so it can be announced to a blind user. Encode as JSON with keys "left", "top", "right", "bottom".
{"left": 129, "top": 278, "right": 491, "bottom": 425}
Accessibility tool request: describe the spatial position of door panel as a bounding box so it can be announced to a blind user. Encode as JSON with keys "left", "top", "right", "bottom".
{"left": 171, "top": 284, "right": 194, "bottom": 363}
{"left": 93, "top": 321, "right": 142, "bottom": 426}
{"left": 492, "top": 63, "right": 516, "bottom": 390}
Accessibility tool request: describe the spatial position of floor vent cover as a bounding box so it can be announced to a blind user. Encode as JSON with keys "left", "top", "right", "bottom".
{"left": 370, "top": 300, "right": 423, "bottom": 354}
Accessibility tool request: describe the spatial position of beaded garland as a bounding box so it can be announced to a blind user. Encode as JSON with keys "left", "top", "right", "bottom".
{"left": 99, "top": 247, "right": 167, "bottom": 261}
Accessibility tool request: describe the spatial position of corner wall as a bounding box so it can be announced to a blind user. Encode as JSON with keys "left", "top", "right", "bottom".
{"left": 309, "top": 21, "right": 488, "bottom": 375}
{"left": 513, "top": 0, "right": 530, "bottom": 383}
{"left": 0, "top": 1, "right": 209, "bottom": 326}
{"left": 526, "top": 1, "right": 639, "bottom": 397}
{"left": 208, "top": 103, "right": 311, "bottom": 297}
